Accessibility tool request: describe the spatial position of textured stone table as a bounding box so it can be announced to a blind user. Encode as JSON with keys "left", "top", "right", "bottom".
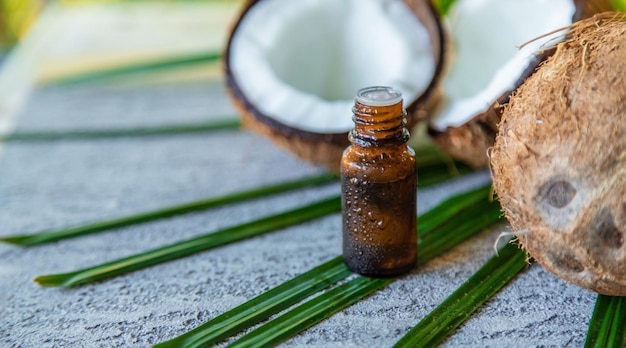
{"left": 0, "top": 78, "right": 598, "bottom": 347}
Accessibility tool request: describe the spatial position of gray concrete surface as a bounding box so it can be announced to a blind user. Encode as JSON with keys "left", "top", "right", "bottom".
{"left": 0, "top": 79, "right": 598, "bottom": 347}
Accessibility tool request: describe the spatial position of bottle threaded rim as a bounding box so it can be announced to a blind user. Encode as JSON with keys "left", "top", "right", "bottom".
{"left": 355, "top": 86, "right": 402, "bottom": 107}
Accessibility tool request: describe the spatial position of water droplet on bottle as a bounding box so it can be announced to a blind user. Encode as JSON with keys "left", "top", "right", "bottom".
{"left": 367, "top": 211, "right": 376, "bottom": 221}
{"left": 377, "top": 218, "right": 389, "bottom": 229}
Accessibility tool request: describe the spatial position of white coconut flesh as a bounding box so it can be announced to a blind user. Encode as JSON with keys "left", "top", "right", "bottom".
{"left": 429, "top": 0, "right": 576, "bottom": 131}
{"left": 228, "top": 0, "right": 435, "bottom": 134}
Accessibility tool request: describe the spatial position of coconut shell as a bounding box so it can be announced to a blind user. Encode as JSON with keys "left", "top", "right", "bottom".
{"left": 429, "top": 0, "right": 613, "bottom": 168}
{"left": 491, "top": 13, "right": 626, "bottom": 295}
{"left": 224, "top": 0, "right": 445, "bottom": 172}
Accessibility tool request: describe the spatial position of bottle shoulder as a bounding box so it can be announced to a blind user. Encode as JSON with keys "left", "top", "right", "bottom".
{"left": 341, "top": 144, "right": 416, "bottom": 182}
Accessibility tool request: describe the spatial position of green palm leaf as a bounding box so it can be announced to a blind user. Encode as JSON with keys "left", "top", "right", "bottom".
{"left": 45, "top": 51, "right": 221, "bottom": 86}
{"left": 585, "top": 294, "right": 626, "bottom": 348}
{"left": 153, "top": 256, "right": 351, "bottom": 348}
{"left": 394, "top": 241, "right": 527, "bottom": 347}
{"left": 34, "top": 195, "right": 341, "bottom": 287}
{"left": 0, "top": 119, "right": 240, "bottom": 142}
{"left": 1, "top": 173, "right": 336, "bottom": 246}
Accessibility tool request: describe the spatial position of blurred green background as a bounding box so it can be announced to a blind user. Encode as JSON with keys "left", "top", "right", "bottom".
{"left": 2, "top": 0, "right": 625, "bottom": 50}
{"left": 0, "top": 0, "right": 236, "bottom": 50}
{"left": 0, "top": 0, "right": 624, "bottom": 77}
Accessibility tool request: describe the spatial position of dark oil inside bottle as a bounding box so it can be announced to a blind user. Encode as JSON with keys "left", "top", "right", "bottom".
{"left": 341, "top": 170, "right": 417, "bottom": 277}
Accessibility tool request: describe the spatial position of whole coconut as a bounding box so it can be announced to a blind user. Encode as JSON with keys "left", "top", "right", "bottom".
{"left": 491, "top": 13, "right": 626, "bottom": 296}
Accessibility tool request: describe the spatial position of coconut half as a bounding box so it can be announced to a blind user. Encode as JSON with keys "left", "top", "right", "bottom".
{"left": 224, "top": 0, "right": 444, "bottom": 170}
{"left": 428, "top": 0, "right": 612, "bottom": 168}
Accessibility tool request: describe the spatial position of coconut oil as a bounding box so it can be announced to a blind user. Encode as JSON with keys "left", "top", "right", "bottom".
{"left": 341, "top": 86, "right": 417, "bottom": 277}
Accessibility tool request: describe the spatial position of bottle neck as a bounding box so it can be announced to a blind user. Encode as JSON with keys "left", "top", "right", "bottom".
{"left": 349, "top": 100, "right": 409, "bottom": 147}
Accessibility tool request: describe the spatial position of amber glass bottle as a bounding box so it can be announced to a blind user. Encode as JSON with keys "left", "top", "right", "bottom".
{"left": 341, "top": 86, "right": 417, "bottom": 277}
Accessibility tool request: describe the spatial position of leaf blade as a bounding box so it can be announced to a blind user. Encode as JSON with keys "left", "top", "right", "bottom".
{"left": 34, "top": 195, "right": 342, "bottom": 287}
{"left": 394, "top": 241, "right": 527, "bottom": 348}
{"left": 418, "top": 185, "right": 492, "bottom": 237}
{"left": 0, "top": 119, "right": 241, "bottom": 142}
{"left": 417, "top": 198, "right": 502, "bottom": 262}
{"left": 227, "top": 276, "right": 392, "bottom": 348}
{"left": 1, "top": 173, "right": 337, "bottom": 246}
{"left": 153, "top": 257, "right": 352, "bottom": 348}
{"left": 45, "top": 51, "right": 222, "bottom": 86}
{"left": 585, "top": 294, "right": 626, "bottom": 348}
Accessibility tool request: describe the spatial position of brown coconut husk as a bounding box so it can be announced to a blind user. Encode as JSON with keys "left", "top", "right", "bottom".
{"left": 224, "top": 0, "right": 445, "bottom": 172}
{"left": 429, "top": 0, "right": 613, "bottom": 169}
{"left": 490, "top": 12, "right": 626, "bottom": 295}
